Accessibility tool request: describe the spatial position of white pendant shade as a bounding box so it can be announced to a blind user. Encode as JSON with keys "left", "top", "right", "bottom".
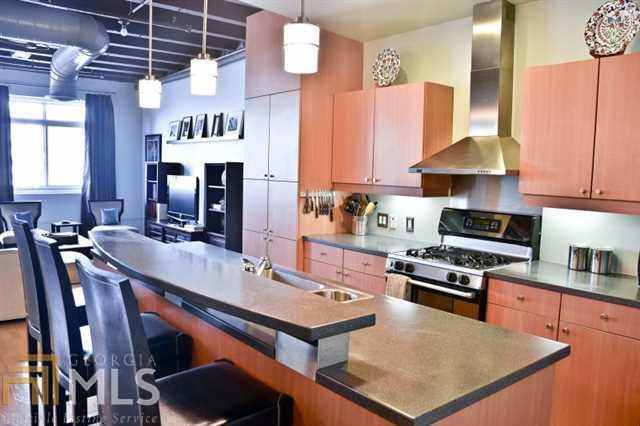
{"left": 190, "top": 56, "right": 218, "bottom": 96}
{"left": 139, "top": 77, "right": 162, "bottom": 109}
{"left": 283, "top": 22, "right": 320, "bottom": 74}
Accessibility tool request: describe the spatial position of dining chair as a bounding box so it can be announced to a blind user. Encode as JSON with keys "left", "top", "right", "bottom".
{"left": 76, "top": 256, "right": 294, "bottom": 425}
{"left": 87, "top": 199, "right": 138, "bottom": 232}
{"left": 0, "top": 201, "right": 42, "bottom": 247}
{"left": 33, "top": 234, "right": 193, "bottom": 425}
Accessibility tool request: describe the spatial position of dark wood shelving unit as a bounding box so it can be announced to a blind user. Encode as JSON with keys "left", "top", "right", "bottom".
{"left": 204, "top": 162, "right": 243, "bottom": 252}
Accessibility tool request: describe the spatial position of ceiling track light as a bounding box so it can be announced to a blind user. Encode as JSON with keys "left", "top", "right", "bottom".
{"left": 139, "top": 0, "right": 162, "bottom": 109}
{"left": 283, "top": 0, "right": 320, "bottom": 74}
{"left": 190, "top": 0, "right": 218, "bottom": 96}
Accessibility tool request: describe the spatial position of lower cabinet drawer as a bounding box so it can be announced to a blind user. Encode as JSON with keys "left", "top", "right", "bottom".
{"left": 487, "top": 303, "right": 558, "bottom": 340}
{"left": 560, "top": 294, "right": 640, "bottom": 340}
{"left": 488, "top": 279, "right": 561, "bottom": 318}
{"left": 303, "top": 242, "right": 343, "bottom": 267}
{"left": 303, "top": 258, "right": 342, "bottom": 283}
{"left": 343, "top": 250, "right": 387, "bottom": 276}
{"left": 342, "top": 270, "right": 386, "bottom": 295}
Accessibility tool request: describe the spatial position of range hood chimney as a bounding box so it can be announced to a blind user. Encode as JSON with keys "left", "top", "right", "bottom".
{"left": 0, "top": 0, "right": 109, "bottom": 101}
{"left": 410, "top": 0, "right": 519, "bottom": 175}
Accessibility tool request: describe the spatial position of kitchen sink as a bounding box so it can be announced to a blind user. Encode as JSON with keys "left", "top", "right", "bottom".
{"left": 270, "top": 271, "right": 326, "bottom": 291}
{"left": 311, "top": 289, "right": 359, "bottom": 302}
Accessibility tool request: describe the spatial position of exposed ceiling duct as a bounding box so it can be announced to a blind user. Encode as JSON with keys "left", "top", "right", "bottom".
{"left": 410, "top": 0, "right": 520, "bottom": 176}
{"left": 0, "top": 0, "right": 109, "bottom": 100}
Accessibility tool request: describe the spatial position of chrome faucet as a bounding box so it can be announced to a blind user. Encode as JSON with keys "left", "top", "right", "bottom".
{"left": 242, "top": 256, "right": 273, "bottom": 279}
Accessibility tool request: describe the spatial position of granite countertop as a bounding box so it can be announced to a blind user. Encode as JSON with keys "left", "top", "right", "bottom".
{"left": 169, "top": 240, "right": 568, "bottom": 425}
{"left": 304, "top": 233, "right": 434, "bottom": 257}
{"left": 488, "top": 261, "right": 640, "bottom": 309}
{"left": 89, "top": 230, "right": 375, "bottom": 342}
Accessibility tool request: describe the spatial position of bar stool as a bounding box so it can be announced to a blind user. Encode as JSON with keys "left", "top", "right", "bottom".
{"left": 24, "top": 227, "right": 191, "bottom": 425}
{"left": 76, "top": 256, "right": 294, "bottom": 425}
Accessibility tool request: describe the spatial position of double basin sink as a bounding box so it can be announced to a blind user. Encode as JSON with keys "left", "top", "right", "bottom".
{"left": 269, "top": 270, "right": 373, "bottom": 303}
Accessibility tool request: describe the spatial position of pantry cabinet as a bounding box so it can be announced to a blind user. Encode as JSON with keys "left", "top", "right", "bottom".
{"left": 520, "top": 53, "right": 640, "bottom": 215}
{"left": 486, "top": 278, "right": 640, "bottom": 425}
{"left": 242, "top": 231, "right": 297, "bottom": 270}
{"left": 331, "top": 82, "right": 454, "bottom": 197}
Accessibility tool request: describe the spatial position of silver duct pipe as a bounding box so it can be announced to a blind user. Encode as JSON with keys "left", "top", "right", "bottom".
{"left": 0, "top": 0, "right": 109, "bottom": 100}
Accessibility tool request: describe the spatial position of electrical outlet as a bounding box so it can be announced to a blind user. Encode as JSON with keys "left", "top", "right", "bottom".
{"left": 377, "top": 213, "right": 388, "bottom": 228}
{"left": 389, "top": 215, "right": 397, "bottom": 230}
{"left": 406, "top": 217, "right": 415, "bottom": 233}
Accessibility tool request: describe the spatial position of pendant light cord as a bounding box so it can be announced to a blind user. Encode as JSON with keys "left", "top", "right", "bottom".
{"left": 202, "top": 0, "right": 208, "bottom": 56}
{"left": 148, "top": 0, "right": 153, "bottom": 77}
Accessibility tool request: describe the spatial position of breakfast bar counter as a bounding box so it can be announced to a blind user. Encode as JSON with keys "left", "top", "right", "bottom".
{"left": 90, "top": 230, "right": 570, "bottom": 425}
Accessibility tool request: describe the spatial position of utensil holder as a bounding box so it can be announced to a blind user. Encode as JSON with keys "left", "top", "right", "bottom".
{"left": 352, "top": 216, "right": 368, "bottom": 236}
{"left": 568, "top": 244, "right": 590, "bottom": 271}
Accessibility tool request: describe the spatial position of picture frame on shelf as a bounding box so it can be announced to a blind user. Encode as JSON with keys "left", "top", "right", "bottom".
{"left": 211, "top": 113, "right": 224, "bottom": 137}
{"left": 181, "top": 116, "right": 193, "bottom": 139}
{"left": 168, "top": 121, "right": 181, "bottom": 141}
{"left": 224, "top": 110, "right": 244, "bottom": 139}
{"left": 194, "top": 114, "right": 208, "bottom": 138}
{"left": 144, "top": 134, "right": 161, "bottom": 163}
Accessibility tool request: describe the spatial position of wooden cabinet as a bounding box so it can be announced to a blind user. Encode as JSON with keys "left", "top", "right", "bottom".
{"left": 267, "top": 236, "right": 297, "bottom": 270}
{"left": 245, "top": 11, "right": 300, "bottom": 99}
{"left": 303, "top": 242, "right": 388, "bottom": 295}
{"left": 591, "top": 53, "right": 640, "bottom": 203}
{"left": 331, "top": 82, "right": 453, "bottom": 196}
{"left": 242, "top": 179, "right": 268, "bottom": 233}
{"left": 520, "top": 53, "right": 640, "bottom": 215}
{"left": 267, "top": 181, "right": 298, "bottom": 240}
{"left": 487, "top": 304, "right": 558, "bottom": 340}
{"left": 332, "top": 90, "right": 375, "bottom": 185}
{"left": 553, "top": 322, "right": 640, "bottom": 426}
{"left": 242, "top": 230, "right": 268, "bottom": 259}
{"left": 244, "top": 97, "right": 270, "bottom": 180}
{"left": 487, "top": 278, "right": 640, "bottom": 425}
{"left": 268, "top": 91, "right": 300, "bottom": 182}
{"left": 520, "top": 59, "right": 599, "bottom": 198}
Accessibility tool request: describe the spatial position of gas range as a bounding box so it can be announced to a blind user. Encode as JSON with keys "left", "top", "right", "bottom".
{"left": 385, "top": 208, "right": 542, "bottom": 298}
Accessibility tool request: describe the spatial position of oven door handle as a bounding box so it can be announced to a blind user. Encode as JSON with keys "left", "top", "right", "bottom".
{"left": 386, "top": 274, "right": 477, "bottom": 300}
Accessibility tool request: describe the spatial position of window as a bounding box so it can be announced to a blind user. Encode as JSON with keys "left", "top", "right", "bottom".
{"left": 10, "top": 95, "right": 85, "bottom": 193}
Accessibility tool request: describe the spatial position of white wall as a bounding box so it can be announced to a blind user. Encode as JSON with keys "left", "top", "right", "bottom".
{"left": 1, "top": 68, "right": 143, "bottom": 231}
{"left": 362, "top": 0, "right": 640, "bottom": 275}
{"left": 142, "top": 59, "right": 246, "bottom": 222}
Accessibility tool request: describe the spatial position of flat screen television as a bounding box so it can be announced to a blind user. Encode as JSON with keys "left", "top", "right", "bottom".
{"left": 167, "top": 175, "right": 199, "bottom": 222}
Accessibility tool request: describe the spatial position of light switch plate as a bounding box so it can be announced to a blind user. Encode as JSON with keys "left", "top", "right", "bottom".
{"left": 406, "top": 217, "right": 415, "bottom": 233}
{"left": 377, "top": 213, "right": 388, "bottom": 228}
{"left": 389, "top": 215, "right": 397, "bottom": 230}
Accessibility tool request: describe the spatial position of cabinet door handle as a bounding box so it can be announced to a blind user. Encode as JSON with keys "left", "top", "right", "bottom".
{"left": 262, "top": 236, "right": 268, "bottom": 241}
{"left": 599, "top": 313, "right": 609, "bottom": 321}
{"left": 561, "top": 327, "right": 570, "bottom": 334}
{"left": 364, "top": 177, "right": 371, "bottom": 183}
{"left": 263, "top": 173, "right": 268, "bottom": 178}
{"left": 268, "top": 238, "right": 273, "bottom": 243}
{"left": 343, "top": 272, "right": 350, "bottom": 277}
{"left": 545, "top": 323, "right": 554, "bottom": 330}
{"left": 262, "top": 227, "right": 268, "bottom": 232}
{"left": 594, "top": 189, "right": 603, "bottom": 195}
{"left": 335, "top": 270, "right": 342, "bottom": 275}
{"left": 268, "top": 229, "right": 274, "bottom": 234}
{"left": 363, "top": 262, "right": 370, "bottom": 267}
{"left": 579, "top": 187, "right": 588, "bottom": 195}
{"left": 269, "top": 174, "right": 275, "bottom": 178}
{"left": 516, "top": 295, "right": 525, "bottom": 301}
{"left": 320, "top": 252, "right": 327, "bottom": 256}
{"left": 373, "top": 178, "right": 380, "bottom": 183}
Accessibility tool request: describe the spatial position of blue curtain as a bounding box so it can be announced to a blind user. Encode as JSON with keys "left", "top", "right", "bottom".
{"left": 0, "top": 86, "right": 13, "bottom": 203}
{"left": 81, "top": 94, "right": 116, "bottom": 232}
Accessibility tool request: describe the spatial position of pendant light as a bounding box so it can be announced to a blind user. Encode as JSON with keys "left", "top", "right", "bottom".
{"left": 283, "top": 0, "right": 320, "bottom": 74}
{"left": 190, "top": 0, "right": 218, "bottom": 95}
{"left": 139, "top": 0, "right": 162, "bottom": 109}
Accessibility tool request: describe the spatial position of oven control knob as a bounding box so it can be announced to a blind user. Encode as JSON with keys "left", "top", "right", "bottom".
{"left": 394, "top": 261, "right": 405, "bottom": 271}
{"left": 446, "top": 272, "right": 458, "bottom": 283}
{"left": 459, "top": 275, "right": 470, "bottom": 286}
{"left": 405, "top": 263, "right": 415, "bottom": 273}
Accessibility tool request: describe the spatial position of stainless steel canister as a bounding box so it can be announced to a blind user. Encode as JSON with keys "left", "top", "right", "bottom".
{"left": 589, "top": 247, "right": 614, "bottom": 275}
{"left": 568, "top": 244, "right": 590, "bottom": 271}
{"left": 352, "top": 216, "right": 368, "bottom": 236}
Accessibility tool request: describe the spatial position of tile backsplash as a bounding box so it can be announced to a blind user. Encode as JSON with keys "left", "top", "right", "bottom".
{"left": 365, "top": 177, "right": 640, "bottom": 276}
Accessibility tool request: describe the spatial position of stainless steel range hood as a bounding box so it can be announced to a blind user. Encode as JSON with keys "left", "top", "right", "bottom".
{"left": 410, "top": 0, "right": 519, "bottom": 176}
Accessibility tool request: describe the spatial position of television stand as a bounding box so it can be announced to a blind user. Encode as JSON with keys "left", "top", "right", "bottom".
{"left": 145, "top": 220, "right": 206, "bottom": 244}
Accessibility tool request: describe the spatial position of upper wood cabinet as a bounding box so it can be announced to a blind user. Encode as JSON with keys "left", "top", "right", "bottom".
{"left": 268, "top": 91, "right": 300, "bottom": 182}
{"left": 592, "top": 53, "right": 640, "bottom": 203}
{"left": 331, "top": 82, "right": 454, "bottom": 196}
{"left": 519, "top": 59, "right": 599, "bottom": 199}
{"left": 244, "top": 96, "right": 270, "bottom": 180}
{"left": 245, "top": 11, "right": 300, "bottom": 99}
{"left": 332, "top": 90, "right": 375, "bottom": 185}
{"left": 520, "top": 53, "right": 640, "bottom": 215}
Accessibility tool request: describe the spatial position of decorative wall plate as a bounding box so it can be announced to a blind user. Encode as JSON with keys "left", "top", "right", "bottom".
{"left": 372, "top": 48, "right": 400, "bottom": 87}
{"left": 585, "top": 0, "right": 640, "bottom": 57}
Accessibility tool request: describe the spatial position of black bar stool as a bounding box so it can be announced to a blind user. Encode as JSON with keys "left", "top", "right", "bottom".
{"left": 76, "top": 256, "right": 294, "bottom": 426}
{"left": 26, "top": 228, "right": 191, "bottom": 425}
